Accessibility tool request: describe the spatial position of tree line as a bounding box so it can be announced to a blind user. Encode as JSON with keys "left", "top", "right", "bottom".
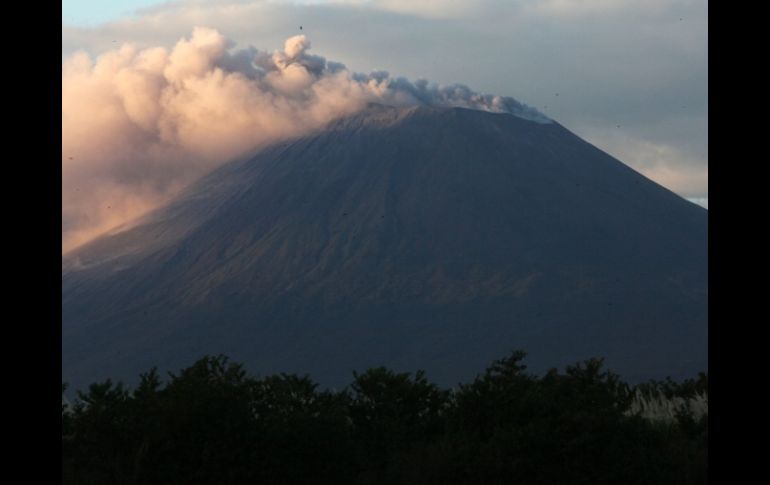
{"left": 62, "top": 351, "right": 707, "bottom": 484}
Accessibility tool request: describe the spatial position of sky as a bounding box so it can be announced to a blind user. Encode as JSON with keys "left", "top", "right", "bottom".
{"left": 62, "top": 0, "right": 164, "bottom": 26}
{"left": 62, "top": 0, "right": 708, "bottom": 251}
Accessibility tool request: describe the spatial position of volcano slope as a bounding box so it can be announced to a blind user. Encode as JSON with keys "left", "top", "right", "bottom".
{"left": 62, "top": 104, "right": 707, "bottom": 390}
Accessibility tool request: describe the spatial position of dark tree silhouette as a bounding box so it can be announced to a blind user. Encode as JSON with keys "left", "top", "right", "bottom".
{"left": 62, "top": 351, "right": 708, "bottom": 485}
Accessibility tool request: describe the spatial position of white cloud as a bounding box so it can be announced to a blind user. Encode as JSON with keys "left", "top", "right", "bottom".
{"left": 62, "top": 1, "right": 707, "bottom": 249}
{"left": 62, "top": 26, "right": 547, "bottom": 253}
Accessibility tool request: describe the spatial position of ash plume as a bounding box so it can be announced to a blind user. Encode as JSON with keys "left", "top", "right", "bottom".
{"left": 62, "top": 27, "right": 548, "bottom": 253}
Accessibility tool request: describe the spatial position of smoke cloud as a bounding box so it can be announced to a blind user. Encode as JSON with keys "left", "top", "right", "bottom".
{"left": 62, "top": 27, "right": 547, "bottom": 253}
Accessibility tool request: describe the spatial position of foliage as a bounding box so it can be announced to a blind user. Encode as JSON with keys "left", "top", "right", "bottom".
{"left": 62, "top": 352, "right": 707, "bottom": 484}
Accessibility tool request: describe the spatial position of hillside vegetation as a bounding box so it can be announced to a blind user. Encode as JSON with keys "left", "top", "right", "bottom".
{"left": 62, "top": 351, "right": 707, "bottom": 484}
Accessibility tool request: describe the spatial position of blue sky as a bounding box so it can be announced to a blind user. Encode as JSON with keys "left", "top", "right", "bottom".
{"left": 62, "top": 0, "right": 164, "bottom": 25}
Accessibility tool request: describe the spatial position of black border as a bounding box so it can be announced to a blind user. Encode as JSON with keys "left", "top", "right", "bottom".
{"left": 12, "top": 0, "right": 61, "bottom": 481}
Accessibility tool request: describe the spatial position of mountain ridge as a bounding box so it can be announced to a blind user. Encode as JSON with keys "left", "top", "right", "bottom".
{"left": 63, "top": 104, "right": 707, "bottom": 391}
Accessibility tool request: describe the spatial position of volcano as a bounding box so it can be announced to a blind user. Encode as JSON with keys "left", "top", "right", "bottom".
{"left": 62, "top": 104, "right": 707, "bottom": 390}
